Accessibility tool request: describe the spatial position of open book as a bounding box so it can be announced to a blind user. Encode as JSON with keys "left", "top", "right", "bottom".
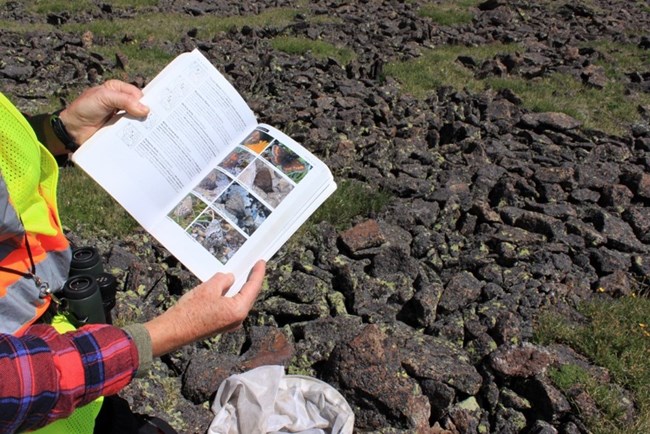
{"left": 72, "top": 49, "right": 336, "bottom": 295}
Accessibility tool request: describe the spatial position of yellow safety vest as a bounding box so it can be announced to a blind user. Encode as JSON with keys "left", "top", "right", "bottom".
{"left": 0, "top": 93, "right": 102, "bottom": 433}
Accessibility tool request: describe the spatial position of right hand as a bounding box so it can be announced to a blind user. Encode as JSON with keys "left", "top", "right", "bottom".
{"left": 144, "top": 260, "right": 266, "bottom": 357}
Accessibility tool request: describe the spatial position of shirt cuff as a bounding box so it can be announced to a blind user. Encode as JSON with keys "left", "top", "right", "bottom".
{"left": 121, "top": 324, "right": 153, "bottom": 377}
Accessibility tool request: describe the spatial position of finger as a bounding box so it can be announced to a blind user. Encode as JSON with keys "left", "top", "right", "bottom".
{"left": 235, "top": 260, "right": 266, "bottom": 304}
{"left": 204, "top": 271, "right": 235, "bottom": 296}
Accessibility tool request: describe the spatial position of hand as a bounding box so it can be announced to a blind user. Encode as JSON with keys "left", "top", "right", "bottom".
{"left": 144, "top": 260, "right": 266, "bottom": 357}
{"left": 59, "top": 79, "right": 149, "bottom": 145}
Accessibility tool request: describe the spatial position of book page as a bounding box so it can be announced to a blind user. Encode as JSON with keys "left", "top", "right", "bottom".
{"left": 72, "top": 50, "right": 336, "bottom": 294}
{"left": 148, "top": 124, "right": 336, "bottom": 294}
{"left": 72, "top": 49, "right": 257, "bottom": 227}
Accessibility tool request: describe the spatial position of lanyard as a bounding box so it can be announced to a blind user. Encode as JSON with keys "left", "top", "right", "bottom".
{"left": 0, "top": 230, "right": 61, "bottom": 304}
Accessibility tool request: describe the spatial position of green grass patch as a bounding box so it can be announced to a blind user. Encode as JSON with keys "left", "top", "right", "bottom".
{"left": 271, "top": 36, "right": 356, "bottom": 65}
{"left": 0, "top": 19, "right": 54, "bottom": 33}
{"left": 23, "top": 0, "right": 192, "bottom": 14}
{"left": 62, "top": 8, "right": 300, "bottom": 43}
{"left": 383, "top": 43, "right": 521, "bottom": 97}
{"left": 57, "top": 165, "right": 140, "bottom": 238}
{"left": 549, "top": 364, "right": 635, "bottom": 428}
{"left": 56, "top": 8, "right": 302, "bottom": 79}
{"left": 486, "top": 73, "right": 649, "bottom": 135}
{"left": 418, "top": 1, "right": 481, "bottom": 26}
{"left": 92, "top": 44, "right": 176, "bottom": 81}
{"left": 535, "top": 295, "right": 650, "bottom": 434}
{"left": 384, "top": 43, "right": 650, "bottom": 135}
{"left": 582, "top": 41, "right": 649, "bottom": 79}
{"left": 25, "top": 0, "right": 95, "bottom": 14}
{"left": 308, "top": 179, "right": 392, "bottom": 230}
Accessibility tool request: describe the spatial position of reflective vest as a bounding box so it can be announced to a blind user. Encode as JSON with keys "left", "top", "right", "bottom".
{"left": 0, "top": 93, "right": 102, "bottom": 433}
{"left": 0, "top": 92, "right": 70, "bottom": 335}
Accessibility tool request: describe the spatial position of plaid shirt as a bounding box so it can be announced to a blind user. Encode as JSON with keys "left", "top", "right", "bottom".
{"left": 0, "top": 323, "right": 138, "bottom": 433}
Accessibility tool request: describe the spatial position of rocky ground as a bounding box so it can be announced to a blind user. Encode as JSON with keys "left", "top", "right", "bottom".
{"left": 2, "top": 0, "right": 650, "bottom": 433}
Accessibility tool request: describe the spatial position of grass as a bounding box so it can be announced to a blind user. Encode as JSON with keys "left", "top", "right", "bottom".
{"left": 486, "top": 73, "right": 648, "bottom": 135}
{"left": 549, "top": 364, "right": 635, "bottom": 428}
{"left": 57, "top": 165, "right": 140, "bottom": 238}
{"left": 24, "top": 0, "right": 182, "bottom": 14}
{"left": 271, "top": 36, "right": 356, "bottom": 65}
{"left": 91, "top": 44, "right": 176, "bottom": 82}
{"left": 383, "top": 43, "right": 522, "bottom": 96}
{"left": 418, "top": 1, "right": 481, "bottom": 26}
{"left": 308, "top": 179, "right": 392, "bottom": 230}
{"left": 383, "top": 42, "right": 650, "bottom": 135}
{"left": 61, "top": 9, "right": 300, "bottom": 43}
{"left": 0, "top": 19, "right": 54, "bottom": 33}
{"left": 25, "top": 0, "right": 95, "bottom": 14}
{"left": 534, "top": 295, "right": 650, "bottom": 434}
{"left": 583, "top": 40, "right": 649, "bottom": 80}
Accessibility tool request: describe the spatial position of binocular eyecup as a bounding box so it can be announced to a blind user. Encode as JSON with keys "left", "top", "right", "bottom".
{"left": 62, "top": 246, "right": 118, "bottom": 326}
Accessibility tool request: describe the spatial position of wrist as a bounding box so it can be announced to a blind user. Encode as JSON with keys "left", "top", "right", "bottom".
{"left": 52, "top": 109, "right": 80, "bottom": 152}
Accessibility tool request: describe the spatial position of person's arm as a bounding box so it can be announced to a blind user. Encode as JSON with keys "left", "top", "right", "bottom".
{"left": 0, "top": 323, "right": 138, "bottom": 433}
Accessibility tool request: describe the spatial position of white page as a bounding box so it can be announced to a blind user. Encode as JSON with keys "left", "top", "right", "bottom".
{"left": 72, "top": 49, "right": 258, "bottom": 227}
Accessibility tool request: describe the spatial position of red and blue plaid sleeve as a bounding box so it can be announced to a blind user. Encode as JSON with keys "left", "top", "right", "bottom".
{"left": 0, "top": 323, "right": 139, "bottom": 433}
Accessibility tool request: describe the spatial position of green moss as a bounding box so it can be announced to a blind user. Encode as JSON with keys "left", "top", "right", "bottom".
{"left": 288, "top": 354, "right": 316, "bottom": 377}
{"left": 458, "top": 396, "right": 480, "bottom": 411}
{"left": 327, "top": 291, "right": 348, "bottom": 315}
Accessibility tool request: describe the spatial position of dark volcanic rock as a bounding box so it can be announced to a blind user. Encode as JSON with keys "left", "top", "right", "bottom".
{"left": 325, "top": 324, "right": 432, "bottom": 431}
{"left": 489, "top": 343, "right": 553, "bottom": 378}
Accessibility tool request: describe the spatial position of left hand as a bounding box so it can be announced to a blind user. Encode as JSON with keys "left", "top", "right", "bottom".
{"left": 143, "top": 260, "right": 267, "bottom": 357}
{"left": 59, "top": 79, "right": 149, "bottom": 145}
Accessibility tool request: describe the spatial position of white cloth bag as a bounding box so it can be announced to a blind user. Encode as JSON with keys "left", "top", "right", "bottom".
{"left": 208, "top": 365, "right": 354, "bottom": 434}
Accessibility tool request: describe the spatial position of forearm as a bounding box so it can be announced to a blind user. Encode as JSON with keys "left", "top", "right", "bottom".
{"left": 0, "top": 323, "right": 139, "bottom": 432}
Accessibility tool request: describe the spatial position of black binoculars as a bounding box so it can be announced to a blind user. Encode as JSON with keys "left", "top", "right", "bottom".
{"left": 62, "top": 246, "right": 118, "bottom": 326}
